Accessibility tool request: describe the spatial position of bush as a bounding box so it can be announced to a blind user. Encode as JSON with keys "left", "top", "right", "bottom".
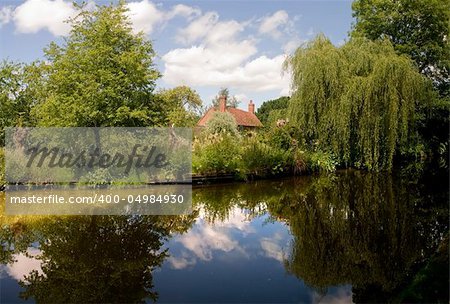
{"left": 267, "top": 125, "right": 303, "bottom": 150}
{"left": 205, "top": 112, "right": 239, "bottom": 137}
{"left": 241, "top": 137, "right": 291, "bottom": 176}
{"left": 291, "top": 148, "right": 308, "bottom": 174}
{"left": 306, "top": 151, "right": 337, "bottom": 172}
{"left": 192, "top": 133, "right": 241, "bottom": 175}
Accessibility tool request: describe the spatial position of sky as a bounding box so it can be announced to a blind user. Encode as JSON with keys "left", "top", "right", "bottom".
{"left": 0, "top": 0, "right": 354, "bottom": 110}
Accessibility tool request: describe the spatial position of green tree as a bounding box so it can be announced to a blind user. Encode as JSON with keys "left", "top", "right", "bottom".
{"left": 211, "top": 88, "right": 240, "bottom": 108}
{"left": 32, "top": 2, "right": 162, "bottom": 127}
{"left": 156, "top": 86, "right": 204, "bottom": 127}
{"left": 351, "top": 0, "right": 450, "bottom": 164}
{"left": 256, "top": 96, "right": 290, "bottom": 126}
{"left": 284, "top": 35, "right": 430, "bottom": 170}
{"left": 0, "top": 61, "right": 43, "bottom": 146}
{"left": 351, "top": 0, "right": 449, "bottom": 95}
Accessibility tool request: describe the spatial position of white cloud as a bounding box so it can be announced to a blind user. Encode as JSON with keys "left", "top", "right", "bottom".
{"left": 167, "top": 206, "right": 253, "bottom": 268}
{"left": 10, "top": 0, "right": 200, "bottom": 36}
{"left": 163, "top": 48, "right": 290, "bottom": 94}
{"left": 311, "top": 287, "right": 352, "bottom": 304}
{"left": 166, "top": 4, "right": 201, "bottom": 21}
{"left": 260, "top": 233, "right": 287, "bottom": 262}
{"left": 126, "top": 1, "right": 202, "bottom": 35}
{"left": 260, "top": 238, "right": 284, "bottom": 262}
{"left": 259, "top": 10, "right": 289, "bottom": 39}
{"left": 283, "top": 37, "right": 306, "bottom": 54}
{"left": 6, "top": 247, "right": 43, "bottom": 281}
{"left": 163, "top": 11, "right": 291, "bottom": 96}
{"left": 125, "top": 0, "right": 165, "bottom": 35}
{"left": 0, "top": 6, "right": 13, "bottom": 28}
{"left": 167, "top": 254, "right": 196, "bottom": 270}
{"left": 234, "top": 93, "right": 248, "bottom": 102}
{"left": 175, "top": 11, "right": 219, "bottom": 44}
{"left": 13, "top": 0, "right": 77, "bottom": 36}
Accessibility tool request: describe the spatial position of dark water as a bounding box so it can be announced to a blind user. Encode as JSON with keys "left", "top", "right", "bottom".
{"left": 0, "top": 170, "right": 448, "bottom": 303}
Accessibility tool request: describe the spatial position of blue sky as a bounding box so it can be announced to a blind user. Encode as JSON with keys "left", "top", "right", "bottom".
{"left": 0, "top": 0, "right": 354, "bottom": 109}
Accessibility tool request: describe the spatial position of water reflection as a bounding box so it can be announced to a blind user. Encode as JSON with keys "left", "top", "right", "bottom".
{"left": 0, "top": 210, "right": 197, "bottom": 303}
{"left": 1, "top": 169, "right": 448, "bottom": 303}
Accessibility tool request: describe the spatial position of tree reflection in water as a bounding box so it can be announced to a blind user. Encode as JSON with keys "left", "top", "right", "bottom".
{"left": 271, "top": 170, "right": 448, "bottom": 302}
{"left": 193, "top": 169, "right": 449, "bottom": 302}
{"left": 0, "top": 169, "right": 448, "bottom": 303}
{"left": 0, "top": 203, "right": 197, "bottom": 303}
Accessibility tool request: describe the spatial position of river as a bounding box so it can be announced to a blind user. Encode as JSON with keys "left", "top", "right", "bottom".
{"left": 0, "top": 169, "right": 448, "bottom": 303}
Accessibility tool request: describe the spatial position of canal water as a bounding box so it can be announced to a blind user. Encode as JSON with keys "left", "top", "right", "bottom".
{"left": 1, "top": 169, "right": 448, "bottom": 303}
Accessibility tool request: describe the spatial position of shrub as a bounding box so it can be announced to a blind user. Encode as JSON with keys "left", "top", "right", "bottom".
{"left": 205, "top": 112, "right": 239, "bottom": 137}
{"left": 291, "top": 148, "right": 308, "bottom": 174}
{"left": 192, "top": 133, "right": 241, "bottom": 175}
{"left": 241, "top": 137, "right": 290, "bottom": 176}
{"left": 267, "top": 125, "right": 303, "bottom": 150}
{"left": 306, "top": 151, "right": 337, "bottom": 172}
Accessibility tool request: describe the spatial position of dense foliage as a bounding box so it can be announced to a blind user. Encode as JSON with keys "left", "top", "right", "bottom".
{"left": 284, "top": 36, "right": 430, "bottom": 170}
{"left": 205, "top": 112, "right": 240, "bottom": 137}
{"left": 0, "top": 61, "right": 43, "bottom": 145}
{"left": 351, "top": 0, "right": 450, "bottom": 163}
{"left": 193, "top": 122, "right": 336, "bottom": 177}
{"left": 351, "top": 0, "right": 449, "bottom": 95}
{"left": 155, "top": 86, "right": 203, "bottom": 127}
{"left": 255, "top": 96, "right": 290, "bottom": 126}
{"left": 32, "top": 3, "right": 162, "bottom": 127}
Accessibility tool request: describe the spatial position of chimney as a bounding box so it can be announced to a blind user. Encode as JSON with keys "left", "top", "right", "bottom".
{"left": 248, "top": 100, "right": 255, "bottom": 114}
{"left": 219, "top": 95, "right": 226, "bottom": 112}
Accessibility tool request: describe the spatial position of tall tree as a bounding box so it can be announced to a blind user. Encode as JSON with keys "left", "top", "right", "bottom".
{"left": 33, "top": 2, "right": 162, "bottom": 127}
{"left": 256, "top": 96, "right": 290, "bottom": 126}
{"left": 351, "top": 0, "right": 449, "bottom": 96}
{"left": 155, "top": 86, "right": 204, "bottom": 127}
{"left": 211, "top": 88, "right": 240, "bottom": 108}
{"left": 351, "top": 0, "right": 450, "bottom": 164}
{"left": 0, "top": 61, "right": 43, "bottom": 146}
{"left": 284, "top": 35, "right": 430, "bottom": 170}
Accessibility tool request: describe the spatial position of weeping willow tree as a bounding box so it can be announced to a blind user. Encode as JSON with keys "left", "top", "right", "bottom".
{"left": 284, "top": 35, "right": 431, "bottom": 170}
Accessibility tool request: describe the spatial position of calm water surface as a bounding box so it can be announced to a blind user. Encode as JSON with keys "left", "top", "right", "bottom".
{"left": 0, "top": 170, "right": 448, "bottom": 303}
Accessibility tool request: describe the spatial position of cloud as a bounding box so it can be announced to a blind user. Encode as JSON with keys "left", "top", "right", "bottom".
{"left": 163, "top": 49, "right": 290, "bottom": 94}
{"left": 311, "top": 287, "right": 353, "bottom": 304}
{"left": 125, "top": 0, "right": 165, "bottom": 35}
{"left": 260, "top": 233, "right": 288, "bottom": 262}
{"left": 166, "top": 4, "right": 201, "bottom": 21}
{"left": 282, "top": 37, "right": 306, "bottom": 54}
{"left": 175, "top": 11, "right": 219, "bottom": 44}
{"left": 258, "top": 10, "right": 289, "bottom": 39}
{"left": 167, "top": 255, "right": 196, "bottom": 270}
{"left": 126, "top": 1, "right": 202, "bottom": 35}
{"left": 10, "top": 0, "right": 200, "bottom": 36}
{"left": 6, "top": 247, "right": 43, "bottom": 281}
{"left": 0, "top": 6, "right": 13, "bottom": 28}
{"left": 13, "top": 0, "right": 77, "bottom": 36}
{"left": 163, "top": 11, "right": 291, "bottom": 95}
{"left": 167, "top": 206, "right": 253, "bottom": 269}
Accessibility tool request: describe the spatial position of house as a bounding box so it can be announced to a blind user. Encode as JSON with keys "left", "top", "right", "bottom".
{"left": 197, "top": 96, "right": 263, "bottom": 130}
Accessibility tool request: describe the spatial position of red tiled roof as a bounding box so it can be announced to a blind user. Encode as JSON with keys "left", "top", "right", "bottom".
{"left": 197, "top": 107, "right": 263, "bottom": 127}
